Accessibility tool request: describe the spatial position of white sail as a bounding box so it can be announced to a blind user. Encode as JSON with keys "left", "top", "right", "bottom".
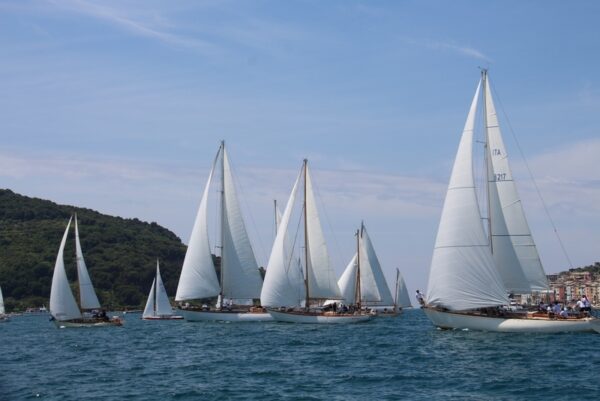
{"left": 175, "top": 152, "right": 221, "bottom": 301}
{"left": 396, "top": 269, "right": 412, "bottom": 308}
{"left": 142, "top": 278, "right": 156, "bottom": 318}
{"left": 221, "top": 147, "right": 263, "bottom": 299}
{"left": 50, "top": 217, "right": 82, "bottom": 321}
{"left": 338, "top": 253, "right": 358, "bottom": 304}
{"left": 74, "top": 214, "right": 101, "bottom": 310}
{"left": 359, "top": 225, "right": 394, "bottom": 305}
{"left": 426, "top": 80, "right": 509, "bottom": 311}
{"left": 0, "top": 286, "right": 5, "bottom": 315}
{"left": 155, "top": 261, "right": 173, "bottom": 316}
{"left": 260, "top": 170, "right": 305, "bottom": 307}
{"left": 304, "top": 166, "right": 342, "bottom": 300}
{"left": 484, "top": 79, "right": 549, "bottom": 291}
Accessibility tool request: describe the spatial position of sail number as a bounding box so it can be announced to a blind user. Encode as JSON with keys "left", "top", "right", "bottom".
{"left": 495, "top": 173, "right": 507, "bottom": 181}
{"left": 492, "top": 148, "right": 502, "bottom": 156}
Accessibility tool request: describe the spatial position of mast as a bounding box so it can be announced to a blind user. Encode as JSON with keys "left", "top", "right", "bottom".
{"left": 219, "top": 140, "right": 225, "bottom": 304}
{"left": 303, "top": 159, "right": 310, "bottom": 309}
{"left": 355, "top": 226, "right": 362, "bottom": 310}
{"left": 394, "top": 268, "right": 400, "bottom": 312}
{"left": 274, "top": 199, "right": 278, "bottom": 234}
{"left": 154, "top": 259, "right": 159, "bottom": 315}
{"left": 482, "top": 69, "right": 493, "bottom": 253}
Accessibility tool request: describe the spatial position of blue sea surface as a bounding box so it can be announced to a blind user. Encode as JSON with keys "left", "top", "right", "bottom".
{"left": 2, "top": 309, "right": 599, "bottom": 400}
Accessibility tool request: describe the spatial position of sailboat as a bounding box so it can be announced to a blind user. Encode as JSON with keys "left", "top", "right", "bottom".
{"left": 261, "top": 159, "right": 372, "bottom": 324}
{"left": 395, "top": 268, "right": 412, "bottom": 310}
{"left": 338, "top": 222, "right": 399, "bottom": 316}
{"left": 142, "top": 260, "right": 183, "bottom": 320}
{"left": 49, "top": 215, "right": 122, "bottom": 328}
{"left": 0, "top": 285, "right": 8, "bottom": 322}
{"left": 175, "top": 141, "right": 272, "bottom": 322}
{"left": 423, "top": 70, "right": 596, "bottom": 332}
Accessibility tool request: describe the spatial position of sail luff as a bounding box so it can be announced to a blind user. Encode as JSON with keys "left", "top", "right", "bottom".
{"left": 50, "top": 217, "right": 82, "bottom": 321}
{"left": 74, "top": 214, "right": 101, "bottom": 310}
{"left": 426, "top": 79, "right": 509, "bottom": 311}
{"left": 484, "top": 75, "right": 549, "bottom": 291}
{"left": 175, "top": 150, "right": 221, "bottom": 301}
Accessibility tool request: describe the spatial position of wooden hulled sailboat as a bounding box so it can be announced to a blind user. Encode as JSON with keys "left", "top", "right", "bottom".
{"left": 175, "top": 142, "right": 272, "bottom": 322}
{"left": 49, "top": 215, "right": 122, "bottom": 328}
{"left": 142, "top": 260, "right": 183, "bottom": 320}
{"left": 424, "top": 71, "right": 596, "bottom": 333}
{"left": 261, "top": 160, "right": 371, "bottom": 324}
{"left": 338, "top": 222, "right": 399, "bottom": 316}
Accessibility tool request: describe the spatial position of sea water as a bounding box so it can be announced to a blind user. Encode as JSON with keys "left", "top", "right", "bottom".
{"left": 2, "top": 309, "right": 599, "bottom": 400}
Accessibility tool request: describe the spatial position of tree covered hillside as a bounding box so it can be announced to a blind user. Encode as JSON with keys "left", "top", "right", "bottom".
{"left": 0, "top": 189, "right": 187, "bottom": 311}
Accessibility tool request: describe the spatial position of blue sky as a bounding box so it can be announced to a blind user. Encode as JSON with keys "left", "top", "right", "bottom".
{"left": 1, "top": 0, "right": 599, "bottom": 296}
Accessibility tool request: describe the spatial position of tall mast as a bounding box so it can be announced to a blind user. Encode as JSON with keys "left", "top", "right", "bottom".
{"left": 74, "top": 212, "right": 82, "bottom": 309}
{"left": 482, "top": 69, "right": 494, "bottom": 253}
{"left": 303, "top": 159, "right": 310, "bottom": 309}
{"left": 219, "top": 140, "right": 226, "bottom": 301}
{"left": 394, "top": 268, "right": 400, "bottom": 312}
{"left": 154, "top": 259, "right": 158, "bottom": 315}
{"left": 355, "top": 225, "right": 362, "bottom": 310}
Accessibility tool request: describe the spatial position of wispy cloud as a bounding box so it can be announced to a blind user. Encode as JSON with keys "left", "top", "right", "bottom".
{"left": 47, "top": 0, "right": 217, "bottom": 52}
{"left": 401, "top": 37, "right": 492, "bottom": 63}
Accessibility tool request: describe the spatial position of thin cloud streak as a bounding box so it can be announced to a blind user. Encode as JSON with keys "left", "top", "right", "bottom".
{"left": 401, "top": 36, "right": 492, "bottom": 63}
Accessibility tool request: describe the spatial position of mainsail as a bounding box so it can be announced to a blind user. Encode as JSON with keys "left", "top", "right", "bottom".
{"left": 50, "top": 217, "right": 82, "bottom": 321}
{"left": 395, "top": 269, "right": 412, "bottom": 308}
{"left": 74, "top": 214, "right": 101, "bottom": 310}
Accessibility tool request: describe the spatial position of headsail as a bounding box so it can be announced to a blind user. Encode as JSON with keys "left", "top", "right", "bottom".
{"left": 154, "top": 261, "right": 173, "bottom": 316}
{"left": 395, "top": 269, "right": 412, "bottom": 308}
{"left": 426, "top": 80, "right": 509, "bottom": 311}
{"left": 74, "top": 214, "right": 101, "bottom": 310}
{"left": 221, "top": 146, "right": 263, "bottom": 299}
{"left": 142, "top": 278, "right": 156, "bottom": 318}
{"left": 175, "top": 151, "right": 221, "bottom": 301}
{"left": 50, "top": 217, "right": 82, "bottom": 321}
{"left": 338, "top": 253, "right": 358, "bottom": 304}
{"left": 358, "top": 224, "right": 393, "bottom": 305}
{"left": 484, "top": 76, "right": 549, "bottom": 291}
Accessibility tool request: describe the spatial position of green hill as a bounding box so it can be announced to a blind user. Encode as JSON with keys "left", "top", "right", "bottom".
{"left": 0, "top": 189, "right": 187, "bottom": 312}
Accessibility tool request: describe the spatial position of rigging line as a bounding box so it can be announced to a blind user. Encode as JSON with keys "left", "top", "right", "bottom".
{"left": 286, "top": 201, "right": 305, "bottom": 275}
{"left": 224, "top": 151, "right": 268, "bottom": 267}
{"left": 489, "top": 80, "right": 574, "bottom": 269}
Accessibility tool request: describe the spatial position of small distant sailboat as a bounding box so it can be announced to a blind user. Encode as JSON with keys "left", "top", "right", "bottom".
{"left": 175, "top": 141, "right": 272, "bottom": 322}
{"left": 0, "top": 285, "right": 8, "bottom": 322}
{"left": 338, "top": 222, "right": 399, "bottom": 316}
{"left": 49, "top": 215, "right": 122, "bottom": 328}
{"left": 395, "top": 268, "right": 412, "bottom": 310}
{"left": 142, "top": 260, "right": 183, "bottom": 320}
{"left": 261, "top": 160, "right": 372, "bottom": 324}
{"left": 423, "top": 70, "right": 596, "bottom": 332}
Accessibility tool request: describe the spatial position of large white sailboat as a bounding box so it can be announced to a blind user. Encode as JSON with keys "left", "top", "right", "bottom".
{"left": 49, "top": 215, "right": 122, "bottom": 328}
{"left": 338, "top": 222, "right": 399, "bottom": 316}
{"left": 175, "top": 141, "right": 272, "bottom": 322}
{"left": 142, "top": 260, "right": 183, "bottom": 320}
{"left": 424, "top": 70, "right": 596, "bottom": 333}
{"left": 261, "top": 160, "right": 372, "bottom": 324}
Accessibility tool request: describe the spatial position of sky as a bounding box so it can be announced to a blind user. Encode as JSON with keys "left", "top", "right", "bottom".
{"left": 1, "top": 0, "right": 599, "bottom": 298}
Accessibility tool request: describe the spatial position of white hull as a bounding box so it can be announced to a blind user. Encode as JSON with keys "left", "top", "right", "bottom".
{"left": 142, "top": 315, "right": 184, "bottom": 320}
{"left": 424, "top": 307, "right": 595, "bottom": 333}
{"left": 268, "top": 309, "right": 372, "bottom": 324}
{"left": 179, "top": 309, "right": 273, "bottom": 322}
{"left": 53, "top": 318, "right": 123, "bottom": 328}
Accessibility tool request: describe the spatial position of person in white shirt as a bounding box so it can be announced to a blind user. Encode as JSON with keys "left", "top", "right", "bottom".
{"left": 415, "top": 290, "right": 425, "bottom": 306}
{"left": 560, "top": 308, "right": 569, "bottom": 318}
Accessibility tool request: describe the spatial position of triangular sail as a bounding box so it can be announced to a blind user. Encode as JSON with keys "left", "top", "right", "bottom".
{"left": 74, "top": 214, "right": 101, "bottom": 310}
{"left": 396, "top": 270, "right": 412, "bottom": 308}
{"left": 0, "top": 286, "right": 5, "bottom": 315}
{"left": 426, "top": 80, "right": 509, "bottom": 311}
{"left": 359, "top": 225, "right": 394, "bottom": 305}
{"left": 304, "top": 166, "right": 342, "bottom": 300}
{"left": 221, "top": 146, "right": 263, "bottom": 299}
{"left": 260, "top": 170, "right": 305, "bottom": 307}
{"left": 155, "top": 261, "right": 173, "bottom": 316}
{"left": 175, "top": 151, "right": 221, "bottom": 301}
{"left": 142, "top": 278, "right": 156, "bottom": 318}
{"left": 484, "top": 78, "right": 549, "bottom": 291}
{"left": 338, "top": 253, "right": 358, "bottom": 304}
{"left": 50, "top": 217, "right": 82, "bottom": 321}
